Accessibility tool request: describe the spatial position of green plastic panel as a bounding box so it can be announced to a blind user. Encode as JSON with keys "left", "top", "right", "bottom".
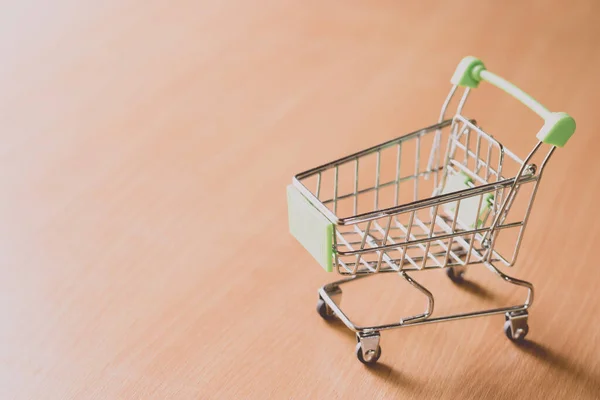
{"left": 442, "top": 173, "right": 494, "bottom": 228}
{"left": 287, "top": 185, "right": 334, "bottom": 272}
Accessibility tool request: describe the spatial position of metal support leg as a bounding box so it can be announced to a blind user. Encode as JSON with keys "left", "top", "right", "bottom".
{"left": 315, "top": 261, "right": 535, "bottom": 363}
{"left": 484, "top": 261, "right": 534, "bottom": 308}
{"left": 399, "top": 271, "right": 435, "bottom": 324}
{"left": 322, "top": 284, "right": 342, "bottom": 317}
{"left": 447, "top": 265, "right": 467, "bottom": 283}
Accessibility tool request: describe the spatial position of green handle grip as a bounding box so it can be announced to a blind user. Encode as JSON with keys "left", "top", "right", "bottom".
{"left": 451, "top": 56, "right": 576, "bottom": 147}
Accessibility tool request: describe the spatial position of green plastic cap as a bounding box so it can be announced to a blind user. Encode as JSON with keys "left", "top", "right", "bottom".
{"left": 536, "top": 112, "right": 576, "bottom": 147}
{"left": 451, "top": 56, "right": 485, "bottom": 88}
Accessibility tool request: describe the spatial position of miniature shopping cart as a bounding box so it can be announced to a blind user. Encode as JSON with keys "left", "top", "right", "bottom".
{"left": 287, "top": 57, "right": 576, "bottom": 364}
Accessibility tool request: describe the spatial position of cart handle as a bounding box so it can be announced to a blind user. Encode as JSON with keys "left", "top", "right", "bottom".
{"left": 451, "top": 56, "right": 576, "bottom": 147}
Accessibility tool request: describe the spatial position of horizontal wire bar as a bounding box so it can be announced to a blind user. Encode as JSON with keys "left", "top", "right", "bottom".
{"left": 337, "top": 235, "right": 452, "bottom": 247}
{"left": 334, "top": 174, "right": 537, "bottom": 225}
{"left": 336, "top": 257, "right": 502, "bottom": 275}
{"left": 336, "top": 221, "right": 523, "bottom": 256}
{"left": 295, "top": 120, "right": 452, "bottom": 179}
{"left": 320, "top": 168, "right": 443, "bottom": 206}
{"left": 453, "top": 115, "right": 523, "bottom": 164}
{"left": 336, "top": 258, "right": 353, "bottom": 274}
{"left": 448, "top": 160, "right": 494, "bottom": 186}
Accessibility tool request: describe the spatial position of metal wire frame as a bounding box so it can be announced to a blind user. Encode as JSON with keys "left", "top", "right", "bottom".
{"left": 293, "top": 82, "right": 562, "bottom": 360}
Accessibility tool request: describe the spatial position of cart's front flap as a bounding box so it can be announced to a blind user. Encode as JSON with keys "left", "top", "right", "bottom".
{"left": 287, "top": 184, "right": 334, "bottom": 272}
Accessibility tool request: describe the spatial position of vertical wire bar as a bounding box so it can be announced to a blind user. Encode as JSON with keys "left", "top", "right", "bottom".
{"left": 475, "top": 131, "right": 482, "bottom": 176}
{"left": 421, "top": 205, "right": 439, "bottom": 269}
{"left": 490, "top": 186, "right": 505, "bottom": 238}
{"left": 497, "top": 148, "right": 505, "bottom": 181}
{"left": 316, "top": 172, "right": 322, "bottom": 199}
{"left": 333, "top": 166, "right": 339, "bottom": 214}
{"left": 436, "top": 121, "right": 459, "bottom": 197}
{"left": 375, "top": 216, "right": 393, "bottom": 272}
{"left": 487, "top": 184, "right": 521, "bottom": 262}
{"left": 375, "top": 150, "right": 381, "bottom": 210}
{"left": 430, "top": 214, "right": 473, "bottom": 263}
{"left": 443, "top": 200, "right": 461, "bottom": 267}
{"left": 333, "top": 226, "right": 340, "bottom": 273}
{"left": 464, "top": 127, "right": 471, "bottom": 166}
{"left": 349, "top": 226, "right": 379, "bottom": 273}
{"left": 336, "top": 230, "right": 359, "bottom": 274}
{"left": 355, "top": 222, "right": 397, "bottom": 272}
{"left": 433, "top": 131, "right": 440, "bottom": 188}
{"left": 432, "top": 125, "right": 446, "bottom": 189}
{"left": 397, "top": 217, "right": 442, "bottom": 268}
{"left": 427, "top": 84, "right": 457, "bottom": 173}
{"left": 465, "top": 194, "right": 485, "bottom": 265}
{"left": 456, "top": 88, "right": 471, "bottom": 115}
{"left": 371, "top": 220, "right": 405, "bottom": 271}
{"left": 353, "top": 158, "right": 359, "bottom": 215}
{"left": 495, "top": 148, "right": 505, "bottom": 216}
{"left": 353, "top": 220, "right": 372, "bottom": 274}
{"left": 394, "top": 143, "right": 402, "bottom": 206}
{"left": 510, "top": 179, "right": 541, "bottom": 264}
{"left": 414, "top": 136, "right": 421, "bottom": 202}
{"left": 334, "top": 229, "right": 354, "bottom": 274}
{"left": 485, "top": 141, "right": 493, "bottom": 182}
{"left": 398, "top": 211, "right": 415, "bottom": 270}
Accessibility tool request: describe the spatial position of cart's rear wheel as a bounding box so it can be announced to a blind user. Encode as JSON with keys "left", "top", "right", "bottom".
{"left": 316, "top": 298, "right": 336, "bottom": 321}
{"left": 447, "top": 266, "right": 465, "bottom": 283}
{"left": 355, "top": 342, "right": 381, "bottom": 365}
{"left": 504, "top": 320, "right": 529, "bottom": 342}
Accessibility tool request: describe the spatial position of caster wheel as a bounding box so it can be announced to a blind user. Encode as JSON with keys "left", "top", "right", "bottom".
{"left": 447, "top": 267, "right": 465, "bottom": 283}
{"left": 355, "top": 342, "right": 381, "bottom": 365}
{"left": 316, "top": 298, "right": 335, "bottom": 321}
{"left": 504, "top": 319, "right": 529, "bottom": 342}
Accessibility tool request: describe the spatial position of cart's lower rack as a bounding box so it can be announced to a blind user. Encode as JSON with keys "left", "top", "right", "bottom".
{"left": 316, "top": 261, "right": 533, "bottom": 364}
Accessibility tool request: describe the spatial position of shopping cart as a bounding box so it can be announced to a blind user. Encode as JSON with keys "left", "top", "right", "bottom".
{"left": 287, "top": 56, "right": 576, "bottom": 364}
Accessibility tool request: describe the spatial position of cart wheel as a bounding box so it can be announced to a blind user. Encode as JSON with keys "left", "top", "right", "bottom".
{"left": 504, "top": 319, "right": 529, "bottom": 342}
{"left": 447, "top": 267, "right": 465, "bottom": 283}
{"left": 355, "top": 342, "right": 381, "bottom": 365}
{"left": 316, "top": 298, "right": 335, "bottom": 321}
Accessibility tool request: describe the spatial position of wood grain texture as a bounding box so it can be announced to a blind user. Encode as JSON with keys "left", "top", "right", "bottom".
{"left": 1, "top": 1, "right": 599, "bottom": 399}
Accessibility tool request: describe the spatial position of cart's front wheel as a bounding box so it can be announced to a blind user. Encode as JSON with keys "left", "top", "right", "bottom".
{"left": 504, "top": 319, "right": 529, "bottom": 341}
{"left": 316, "top": 298, "right": 336, "bottom": 321}
{"left": 447, "top": 266, "right": 465, "bottom": 283}
{"left": 355, "top": 342, "right": 381, "bottom": 365}
{"left": 504, "top": 311, "right": 529, "bottom": 342}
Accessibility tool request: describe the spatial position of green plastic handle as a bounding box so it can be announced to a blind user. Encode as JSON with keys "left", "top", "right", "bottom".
{"left": 451, "top": 56, "right": 576, "bottom": 147}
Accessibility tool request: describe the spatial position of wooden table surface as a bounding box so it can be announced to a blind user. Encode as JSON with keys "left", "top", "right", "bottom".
{"left": 2, "top": 1, "right": 599, "bottom": 399}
